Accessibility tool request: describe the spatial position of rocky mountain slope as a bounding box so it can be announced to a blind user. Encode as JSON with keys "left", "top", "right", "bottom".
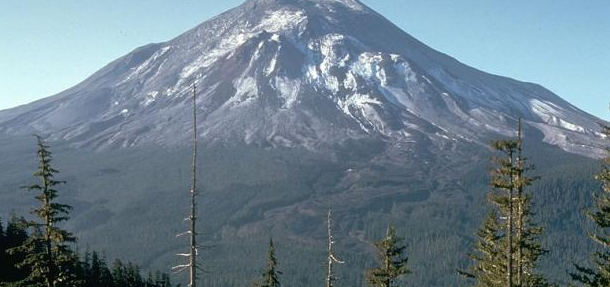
{"left": 0, "top": 0, "right": 605, "bottom": 156}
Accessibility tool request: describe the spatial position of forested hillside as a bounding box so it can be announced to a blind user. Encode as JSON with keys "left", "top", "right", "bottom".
{"left": 1, "top": 122, "right": 608, "bottom": 287}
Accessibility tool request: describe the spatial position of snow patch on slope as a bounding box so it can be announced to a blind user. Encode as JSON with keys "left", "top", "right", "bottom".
{"left": 351, "top": 53, "right": 385, "bottom": 84}
{"left": 229, "top": 77, "right": 258, "bottom": 107}
{"left": 256, "top": 9, "right": 308, "bottom": 34}
{"left": 338, "top": 94, "right": 380, "bottom": 115}
{"left": 180, "top": 9, "right": 307, "bottom": 83}
{"left": 120, "top": 46, "right": 171, "bottom": 85}
{"left": 182, "top": 33, "right": 251, "bottom": 80}
{"left": 530, "top": 99, "right": 585, "bottom": 132}
{"left": 306, "top": 34, "right": 356, "bottom": 93}
{"left": 337, "top": 93, "right": 384, "bottom": 132}
{"left": 143, "top": 91, "right": 159, "bottom": 106}
{"left": 314, "top": 0, "right": 364, "bottom": 11}
{"left": 265, "top": 44, "right": 281, "bottom": 76}
{"left": 273, "top": 77, "right": 301, "bottom": 109}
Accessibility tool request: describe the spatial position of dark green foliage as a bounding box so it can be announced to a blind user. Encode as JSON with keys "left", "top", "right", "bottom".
{"left": 458, "top": 210, "right": 505, "bottom": 287}
{"left": 0, "top": 218, "right": 173, "bottom": 287}
{"left": 0, "top": 130, "right": 603, "bottom": 287}
{"left": 6, "top": 136, "right": 78, "bottom": 287}
{"left": 112, "top": 260, "right": 143, "bottom": 287}
{"left": 366, "top": 226, "right": 410, "bottom": 287}
{"left": 111, "top": 259, "right": 127, "bottom": 287}
{"left": 74, "top": 251, "right": 172, "bottom": 287}
{"left": 253, "top": 238, "right": 281, "bottom": 287}
{"left": 79, "top": 250, "right": 116, "bottom": 287}
{"left": 0, "top": 137, "right": 173, "bottom": 287}
{"left": 0, "top": 216, "right": 31, "bottom": 284}
{"left": 518, "top": 194, "right": 549, "bottom": 287}
{"left": 460, "top": 122, "right": 552, "bottom": 287}
{"left": 571, "top": 124, "right": 610, "bottom": 287}
{"left": 488, "top": 138, "right": 519, "bottom": 287}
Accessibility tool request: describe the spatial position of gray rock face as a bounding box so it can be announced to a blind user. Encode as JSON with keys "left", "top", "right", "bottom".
{"left": 0, "top": 0, "right": 606, "bottom": 156}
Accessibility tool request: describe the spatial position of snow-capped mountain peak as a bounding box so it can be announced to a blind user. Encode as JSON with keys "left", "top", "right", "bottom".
{"left": 0, "top": 0, "right": 605, "bottom": 157}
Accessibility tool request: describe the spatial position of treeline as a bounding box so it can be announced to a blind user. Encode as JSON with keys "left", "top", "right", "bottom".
{"left": 1, "top": 118, "right": 609, "bottom": 287}
{"left": 227, "top": 118, "right": 610, "bottom": 287}
{"left": 0, "top": 136, "right": 173, "bottom": 287}
{"left": 0, "top": 219, "right": 171, "bottom": 287}
{"left": 250, "top": 226, "right": 409, "bottom": 287}
{"left": 237, "top": 119, "right": 610, "bottom": 287}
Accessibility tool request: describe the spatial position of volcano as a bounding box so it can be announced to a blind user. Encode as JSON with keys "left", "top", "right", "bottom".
{"left": 0, "top": 0, "right": 604, "bottom": 155}
{"left": 0, "top": 1, "right": 605, "bottom": 286}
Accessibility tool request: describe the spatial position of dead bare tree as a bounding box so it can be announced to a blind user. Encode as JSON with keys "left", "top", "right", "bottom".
{"left": 173, "top": 83, "right": 201, "bottom": 287}
{"left": 326, "top": 209, "right": 344, "bottom": 287}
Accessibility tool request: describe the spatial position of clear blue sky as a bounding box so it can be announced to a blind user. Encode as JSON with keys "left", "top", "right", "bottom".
{"left": 1, "top": 0, "right": 608, "bottom": 119}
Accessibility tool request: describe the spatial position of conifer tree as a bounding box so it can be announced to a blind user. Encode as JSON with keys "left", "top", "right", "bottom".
{"left": 1, "top": 216, "right": 31, "bottom": 285}
{"left": 458, "top": 210, "right": 505, "bottom": 287}
{"left": 0, "top": 217, "right": 6, "bottom": 283}
{"left": 112, "top": 259, "right": 127, "bottom": 287}
{"left": 89, "top": 251, "right": 102, "bottom": 286}
{"left": 513, "top": 119, "right": 547, "bottom": 287}
{"left": 125, "top": 262, "right": 143, "bottom": 287}
{"left": 571, "top": 123, "right": 610, "bottom": 287}
{"left": 0, "top": 216, "right": 4, "bottom": 240}
{"left": 489, "top": 136, "right": 518, "bottom": 287}
{"left": 157, "top": 273, "right": 171, "bottom": 287}
{"left": 2, "top": 212, "right": 171, "bottom": 287}
{"left": 98, "top": 256, "right": 114, "bottom": 287}
{"left": 366, "top": 226, "right": 410, "bottom": 287}
{"left": 146, "top": 272, "right": 155, "bottom": 287}
{"left": 82, "top": 251, "right": 110, "bottom": 287}
{"left": 516, "top": 195, "right": 548, "bottom": 287}
{"left": 7, "top": 136, "right": 78, "bottom": 287}
{"left": 460, "top": 119, "right": 551, "bottom": 287}
{"left": 78, "top": 249, "right": 91, "bottom": 287}
{"left": 154, "top": 271, "right": 164, "bottom": 287}
{"left": 254, "top": 238, "right": 281, "bottom": 287}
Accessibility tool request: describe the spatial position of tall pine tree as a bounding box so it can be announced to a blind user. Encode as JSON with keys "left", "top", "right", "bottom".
{"left": 254, "top": 238, "right": 281, "bottom": 287}
{"left": 571, "top": 123, "right": 610, "bottom": 287}
{"left": 460, "top": 119, "right": 551, "bottom": 287}
{"left": 489, "top": 136, "right": 519, "bottom": 287}
{"left": 7, "top": 136, "right": 78, "bottom": 287}
{"left": 112, "top": 259, "right": 127, "bottom": 287}
{"left": 366, "top": 226, "right": 410, "bottom": 287}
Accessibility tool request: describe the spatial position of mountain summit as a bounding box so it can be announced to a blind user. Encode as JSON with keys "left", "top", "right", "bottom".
{"left": 0, "top": 0, "right": 605, "bottom": 156}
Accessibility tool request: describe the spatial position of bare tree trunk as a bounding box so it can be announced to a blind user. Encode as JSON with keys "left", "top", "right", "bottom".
{"left": 189, "top": 83, "right": 199, "bottom": 287}
{"left": 516, "top": 118, "right": 523, "bottom": 287}
{"left": 507, "top": 150, "right": 514, "bottom": 287}
{"left": 173, "top": 83, "right": 200, "bottom": 287}
{"left": 326, "top": 209, "right": 343, "bottom": 287}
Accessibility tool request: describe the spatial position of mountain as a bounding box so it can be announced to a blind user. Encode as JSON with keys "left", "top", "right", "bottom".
{"left": 0, "top": 0, "right": 605, "bottom": 155}
{"left": 0, "top": 0, "right": 606, "bottom": 286}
